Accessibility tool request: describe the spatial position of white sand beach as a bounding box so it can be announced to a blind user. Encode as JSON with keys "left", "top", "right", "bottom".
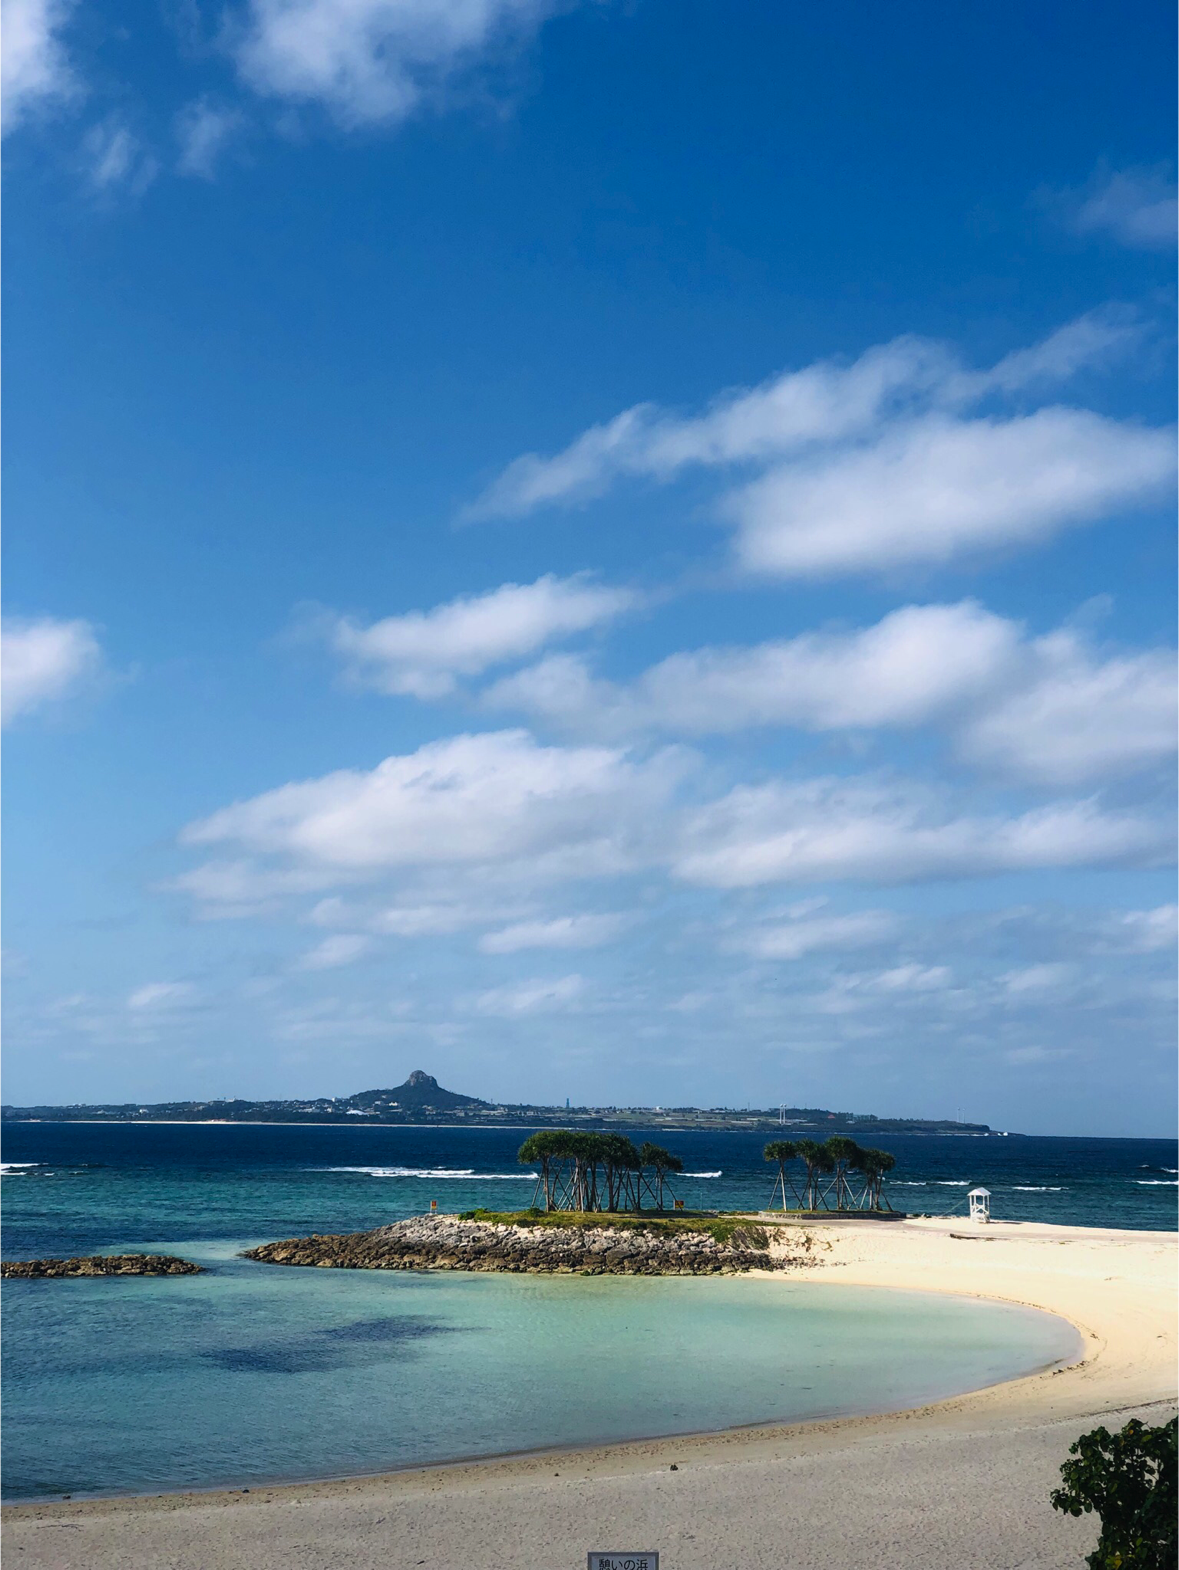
{"left": 4, "top": 1217, "right": 1175, "bottom": 1570}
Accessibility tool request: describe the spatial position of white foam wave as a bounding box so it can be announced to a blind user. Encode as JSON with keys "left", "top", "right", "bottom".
{"left": 0, "top": 1163, "right": 40, "bottom": 1174}
{"left": 319, "top": 1166, "right": 532, "bottom": 1179}
{"left": 1012, "top": 1186, "right": 1064, "bottom": 1191}
{"left": 1136, "top": 1179, "right": 1179, "bottom": 1186}
{"left": 933, "top": 1180, "right": 970, "bottom": 1186}
{"left": 684, "top": 1171, "right": 722, "bottom": 1178}
{"left": 893, "top": 1181, "right": 927, "bottom": 1187}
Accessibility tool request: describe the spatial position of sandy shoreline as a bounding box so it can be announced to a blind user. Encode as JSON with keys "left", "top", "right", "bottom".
{"left": 4, "top": 1216, "right": 1175, "bottom": 1568}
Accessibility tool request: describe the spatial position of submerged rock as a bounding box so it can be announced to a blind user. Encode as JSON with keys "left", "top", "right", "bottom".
{"left": 243, "top": 1214, "right": 816, "bottom": 1276}
{"left": 1, "top": 1253, "right": 203, "bottom": 1278}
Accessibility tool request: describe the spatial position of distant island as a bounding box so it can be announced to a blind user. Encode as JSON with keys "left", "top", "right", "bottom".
{"left": 0, "top": 1068, "right": 992, "bottom": 1134}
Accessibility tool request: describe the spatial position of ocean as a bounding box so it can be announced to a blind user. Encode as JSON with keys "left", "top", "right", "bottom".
{"left": 1, "top": 1123, "right": 1171, "bottom": 1501}
{"left": 2, "top": 1123, "right": 1176, "bottom": 1256}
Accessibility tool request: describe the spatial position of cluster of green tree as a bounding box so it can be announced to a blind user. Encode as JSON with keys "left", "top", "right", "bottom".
{"left": 1051, "top": 1416, "right": 1176, "bottom": 1569}
{"left": 517, "top": 1130, "right": 684, "bottom": 1212}
{"left": 764, "top": 1135, "right": 897, "bottom": 1211}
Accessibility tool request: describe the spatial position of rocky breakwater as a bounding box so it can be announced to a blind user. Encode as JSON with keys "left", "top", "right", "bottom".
{"left": 244, "top": 1213, "right": 816, "bottom": 1276}
{"left": 2, "top": 1253, "right": 204, "bottom": 1278}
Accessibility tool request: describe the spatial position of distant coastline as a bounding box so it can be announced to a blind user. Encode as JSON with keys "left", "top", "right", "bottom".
{"left": 0, "top": 1067, "right": 994, "bottom": 1136}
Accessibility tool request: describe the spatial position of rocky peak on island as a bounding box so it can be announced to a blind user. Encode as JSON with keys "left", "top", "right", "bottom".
{"left": 346, "top": 1070, "right": 490, "bottom": 1113}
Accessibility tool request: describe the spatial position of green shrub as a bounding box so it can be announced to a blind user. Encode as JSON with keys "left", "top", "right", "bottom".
{"left": 1050, "top": 1416, "right": 1177, "bottom": 1569}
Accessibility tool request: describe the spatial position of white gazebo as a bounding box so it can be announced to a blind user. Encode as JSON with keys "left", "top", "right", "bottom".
{"left": 968, "top": 1186, "right": 992, "bottom": 1224}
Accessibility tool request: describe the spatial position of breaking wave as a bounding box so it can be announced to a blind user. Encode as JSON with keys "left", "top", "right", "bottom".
{"left": 318, "top": 1166, "right": 532, "bottom": 1180}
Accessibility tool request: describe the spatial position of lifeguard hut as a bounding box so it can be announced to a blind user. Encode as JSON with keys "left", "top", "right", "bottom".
{"left": 968, "top": 1186, "right": 991, "bottom": 1224}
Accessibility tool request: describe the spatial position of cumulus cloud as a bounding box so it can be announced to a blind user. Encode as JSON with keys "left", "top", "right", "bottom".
{"left": 231, "top": 0, "right": 563, "bottom": 128}
{"left": 468, "top": 336, "right": 955, "bottom": 517}
{"left": 956, "top": 632, "right": 1176, "bottom": 785}
{"left": 487, "top": 601, "right": 1176, "bottom": 787}
{"left": 175, "top": 98, "right": 243, "bottom": 179}
{"left": 674, "top": 777, "right": 1169, "bottom": 889}
{"left": 1, "top": 0, "right": 76, "bottom": 133}
{"left": 1068, "top": 165, "right": 1177, "bottom": 250}
{"left": 488, "top": 600, "right": 1022, "bottom": 736}
{"left": 475, "top": 972, "right": 584, "bottom": 1015}
{"left": 180, "top": 729, "right": 685, "bottom": 897}
{"left": 323, "top": 575, "right": 639, "bottom": 698}
{"left": 478, "top": 913, "right": 627, "bottom": 953}
{"left": 469, "top": 313, "right": 1171, "bottom": 583}
{"left": 175, "top": 723, "right": 1174, "bottom": 936}
{"left": 731, "top": 409, "right": 1173, "bottom": 578}
{"left": 1, "top": 615, "right": 103, "bottom": 725}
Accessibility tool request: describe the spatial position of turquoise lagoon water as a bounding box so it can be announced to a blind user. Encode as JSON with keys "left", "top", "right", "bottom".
{"left": 4, "top": 1238, "right": 1079, "bottom": 1501}
{"left": 6, "top": 1120, "right": 1167, "bottom": 1500}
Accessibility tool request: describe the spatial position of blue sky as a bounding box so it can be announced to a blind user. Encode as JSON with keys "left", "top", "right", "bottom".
{"left": 3, "top": 0, "right": 1176, "bottom": 1135}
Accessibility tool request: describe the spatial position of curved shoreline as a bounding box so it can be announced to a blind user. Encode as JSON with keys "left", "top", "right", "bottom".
{"left": 4, "top": 1217, "right": 1175, "bottom": 1570}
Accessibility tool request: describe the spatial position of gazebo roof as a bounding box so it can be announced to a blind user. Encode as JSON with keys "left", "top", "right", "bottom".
{"left": 968, "top": 1186, "right": 991, "bottom": 1195}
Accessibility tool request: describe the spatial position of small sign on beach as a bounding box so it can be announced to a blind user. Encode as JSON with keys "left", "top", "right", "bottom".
{"left": 588, "top": 1554, "right": 658, "bottom": 1570}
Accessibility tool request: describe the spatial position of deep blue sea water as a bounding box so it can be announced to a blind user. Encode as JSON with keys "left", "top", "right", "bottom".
{"left": 2, "top": 1123, "right": 1176, "bottom": 1256}
{"left": 1, "top": 1124, "right": 1171, "bottom": 1501}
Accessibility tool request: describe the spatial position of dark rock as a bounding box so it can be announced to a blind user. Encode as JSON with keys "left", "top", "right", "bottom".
{"left": 2, "top": 1254, "right": 203, "bottom": 1279}
{"left": 242, "top": 1215, "right": 813, "bottom": 1278}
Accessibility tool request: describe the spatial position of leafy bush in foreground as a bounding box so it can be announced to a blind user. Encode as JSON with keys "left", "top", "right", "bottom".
{"left": 1050, "top": 1416, "right": 1176, "bottom": 1569}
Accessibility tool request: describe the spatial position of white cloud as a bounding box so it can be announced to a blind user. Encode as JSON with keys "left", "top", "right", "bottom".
{"left": 873, "top": 963, "right": 951, "bottom": 992}
{"left": 232, "top": 0, "right": 562, "bottom": 128}
{"left": 325, "top": 574, "right": 639, "bottom": 698}
{"left": 468, "top": 312, "right": 1148, "bottom": 524}
{"left": 181, "top": 728, "right": 684, "bottom": 879}
{"left": 372, "top": 901, "right": 505, "bottom": 936}
{"left": 468, "top": 336, "right": 954, "bottom": 518}
{"left": 81, "top": 116, "right": 158, "bottom": 194}
{"left": 176, "top": 98, "right": 243, "bottom": 179}
{"left": 731, "top": 409, "right": 1173, "bottom": 578}
{"left": 1000, "top": 963, "right": 1075, "bottom": 997}
{"left": 166, "top": 858, "right": 350, "bottom": 916}
{"left": 487, "top": 601, "right": 1175, "bottom": 787}
{"left": 1070, "top": 166, "right": 1177, "bottom": 250}
{"left": 298, "top": 933, "right": 374, "bottom": 969}
{"left": 1, "top": 615, "right": 103, "bottom": 725}
{"left": 478, "top": 913, "right": 627, "bottom": 953}
{"left": 1, "top": 0, "right": 76, "bottom": 133}
{"left": 127, "top": 981, "right": 196, "bottom": 1010}
{"left": 1117, "top": 904, "right": 1179, "bottom": 948}
{"left": 741, "top": 909, "right": 897, "bottom": 960}
{"left": 968, "top": 309, "right": 1145, "bottom": 395}
{"left": 489, "top": 601, "right": 1022, "bottom": 736}
{"left": 675, "top": 777, "right": 1169, "bottom": 889}
{"left": 475, "top": 972, "right": 584, "bottom": 1015}
{"left": 957, "top": 632, "right": 1176, "bottom": 785}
